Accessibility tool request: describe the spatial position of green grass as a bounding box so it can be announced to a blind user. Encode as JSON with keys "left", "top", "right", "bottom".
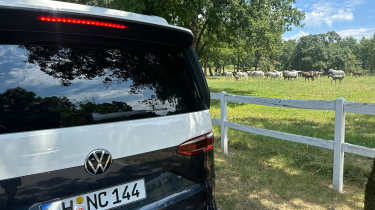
{"left": 208, "top": 76, "right": 375, "bottom": 209}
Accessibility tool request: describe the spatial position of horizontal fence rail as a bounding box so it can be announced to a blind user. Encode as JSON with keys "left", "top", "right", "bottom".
{"left": 210, "top": 92, "right": 375, "bottom": 193}
{"left": 226, "top": 95, "right": 336, "bottom": 111}
{"left": 225, "top": 121, "right": 335, "bottom": 150}
{"left": 344, "top": 102, "right": 375, "bottom": 115}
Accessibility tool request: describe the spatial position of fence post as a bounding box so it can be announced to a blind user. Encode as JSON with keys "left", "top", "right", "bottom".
{"left": 333, "top": 97, "right": 346, "bottom": 192}
{"left": 220, "top": 91, "right": 228, "bottom": 154}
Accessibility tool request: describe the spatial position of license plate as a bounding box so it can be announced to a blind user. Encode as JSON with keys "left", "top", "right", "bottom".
{"left": 39, "top": 179, "right": 146, "bottom": 210}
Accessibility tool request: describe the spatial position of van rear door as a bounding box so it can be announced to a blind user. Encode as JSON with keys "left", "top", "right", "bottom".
{"left": 0, "top": 6, "right": 214, "bottom": 210}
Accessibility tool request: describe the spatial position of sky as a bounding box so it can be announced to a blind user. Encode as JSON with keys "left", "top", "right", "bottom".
{"left": 283, "top": 0, "right": 375, "bottom": 40}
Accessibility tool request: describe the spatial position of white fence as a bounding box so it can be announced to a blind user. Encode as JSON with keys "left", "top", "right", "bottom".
{"left": 211, "top": 91, "right": 375, "bottom": 192}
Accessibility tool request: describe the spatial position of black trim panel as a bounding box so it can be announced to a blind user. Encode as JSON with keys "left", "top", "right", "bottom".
{"left": 0, "top": 147, "right": 214, "bottom": 210}
{"left": 0, "top": 8, "right": 193, "bottom": 48}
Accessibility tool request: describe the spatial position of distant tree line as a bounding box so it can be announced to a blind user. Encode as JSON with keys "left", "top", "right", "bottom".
{"left": 279, "top": 32, "right": 375, "bottom": 74}
{"left": 202, "top": 31, "right": 375, "bottom": 75}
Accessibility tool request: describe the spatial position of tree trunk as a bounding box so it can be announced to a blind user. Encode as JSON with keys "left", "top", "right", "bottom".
{"left": 365, "top": 159, "right": 375, "bottom": 210}
{"left": 255, "top": 50, "right": 261, "bottom": 71}
{"left": 237, "top": 55, "right": 240, "bottom": 72}
{"left": 203, "top": 59, "right": 208, "bottom": 76}
{"left": 208, "top": 65, "right": 213, "bottom": 76}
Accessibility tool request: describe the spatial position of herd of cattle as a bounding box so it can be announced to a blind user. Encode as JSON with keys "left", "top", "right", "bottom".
{"left": 217, "top": 69, "right": 362, "bottom": 83}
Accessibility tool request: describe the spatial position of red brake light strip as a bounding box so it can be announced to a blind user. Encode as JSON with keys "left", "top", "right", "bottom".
{"left": 39, "top": 16, "right": 127, "bottom": 29}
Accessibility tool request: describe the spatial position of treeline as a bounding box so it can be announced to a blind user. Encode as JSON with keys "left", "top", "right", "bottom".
{"left": 263, "top": 31, "right": 375, "bottom": 74}
{"left": 204, "top": 30, "right": 375, "bottom": 75}
{"left": 204, "top": 32, "right": 375, "bottom": 75}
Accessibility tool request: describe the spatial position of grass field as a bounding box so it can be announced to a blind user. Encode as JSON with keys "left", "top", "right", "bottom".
{"left": 207, "top": 76, "right": 375, "bottom": 209}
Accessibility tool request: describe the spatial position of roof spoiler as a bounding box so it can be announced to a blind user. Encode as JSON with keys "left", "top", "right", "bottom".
{"left": 0, "top": 6, "right": 193, "bottom": 48}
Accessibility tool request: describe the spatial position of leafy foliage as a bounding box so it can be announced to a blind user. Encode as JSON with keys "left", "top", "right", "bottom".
{"left": 57, "top": 0, "right": 375, "bottom": 74}
{"left": 57, "top": 0, "right": 304, "bottom": 73}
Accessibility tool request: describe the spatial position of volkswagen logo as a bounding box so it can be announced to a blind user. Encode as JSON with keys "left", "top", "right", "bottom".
{"left": 85, "top": 149, "right": 112, "bottom": 175}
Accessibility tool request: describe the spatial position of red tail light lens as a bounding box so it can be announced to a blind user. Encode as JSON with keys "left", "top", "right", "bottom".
{"left": 38, "top": 16, "right": 128, "bottom": 29}
{"left": 177, "top": 131, "right": 214, "bottom": 156}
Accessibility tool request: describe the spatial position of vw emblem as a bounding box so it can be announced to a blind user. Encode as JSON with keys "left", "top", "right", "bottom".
{"left": 85, "top": 149, "right": 112, "bottom": 175}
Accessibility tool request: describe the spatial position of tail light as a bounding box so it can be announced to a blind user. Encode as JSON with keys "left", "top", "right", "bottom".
{"left": 177, "top": 131, "right": 214, "bottom": 156}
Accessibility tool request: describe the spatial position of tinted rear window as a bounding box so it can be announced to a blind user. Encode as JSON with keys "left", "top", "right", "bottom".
{"left": 0, "top": 41, "right": 206, "bottom": 134}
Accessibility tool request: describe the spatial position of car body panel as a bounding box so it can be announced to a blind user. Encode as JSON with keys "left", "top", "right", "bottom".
{"left": 0, "top": 1, "right": 215, "bottom": 209}
{"left": 0, "top": 110, "right": 211, "bottom": 181}
{"left": 0, "top": 0, "right": 192, "bottom": 35}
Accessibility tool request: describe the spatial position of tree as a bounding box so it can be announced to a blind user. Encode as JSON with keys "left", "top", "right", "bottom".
{"left": 327, "top": 44, "right": 357, "bottom": 72}
{"left": 287, "top": 32, "right": 359, "bottom": 73}
{"left": 106, "top": 0, "right": 231, "bottom": 57}
{"left": 277, "top": 39, "right": 296, "bottom": 70}
{"left": 62, "top": 0, "right": 110, "bottom": 6}
{"left": 56, "top": 0, "right": 305, "bottom": 74}
{"left": 365, "top": 159, "right": 375, "bottom": 210}
{"left": 242, "top": 0, "right": 304, "bottom": 70}
{"left": 358, "top": 35, "right": 375, "bottom": 72}
{"left": 290, "top": 34, "right": 328, "bottom": 71}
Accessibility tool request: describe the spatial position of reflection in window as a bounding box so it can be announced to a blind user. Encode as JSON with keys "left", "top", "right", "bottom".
{"left": 0, "top": 44, "right": 204, "bottom": 134}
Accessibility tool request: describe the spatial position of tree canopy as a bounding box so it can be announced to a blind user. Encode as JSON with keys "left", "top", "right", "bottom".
{"left": 60, "top": 0, "right": 304, "bottom": 74}
{"left": 279, "top": 32, "right": 375, "bottom": 73}
{"left": 58, "top": 1, "right": 375, "bottom": 74}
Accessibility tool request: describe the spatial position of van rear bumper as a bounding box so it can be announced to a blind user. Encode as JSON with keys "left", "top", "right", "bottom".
{"left": 125, "top": 180, "right": 216, "bottom": 210}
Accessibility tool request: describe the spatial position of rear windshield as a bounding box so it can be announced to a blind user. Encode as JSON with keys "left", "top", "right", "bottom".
{"left": 0, "top": 42, "right": 206, "bottom": 134}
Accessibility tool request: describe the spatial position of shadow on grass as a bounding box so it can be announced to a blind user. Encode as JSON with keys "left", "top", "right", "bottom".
{"left": 228, "top": 110, "right": 375, "bottom": 149}
{"left": 210, "top": 99, "right": 248, "bottom": 110}
{"left": 209, "top": 87, "right": 256, "bottom": 97}
{"left": 212, "top": 115, "right": 373, "bottom": 209}
{"left": 214, "top": 130, "right": 367, "bottom": 209}
{"left": 345, "top": 114, "right": 375, "bottom": 147}
{"left": 231, "top": 115, "right": 373, "bottom": 180}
